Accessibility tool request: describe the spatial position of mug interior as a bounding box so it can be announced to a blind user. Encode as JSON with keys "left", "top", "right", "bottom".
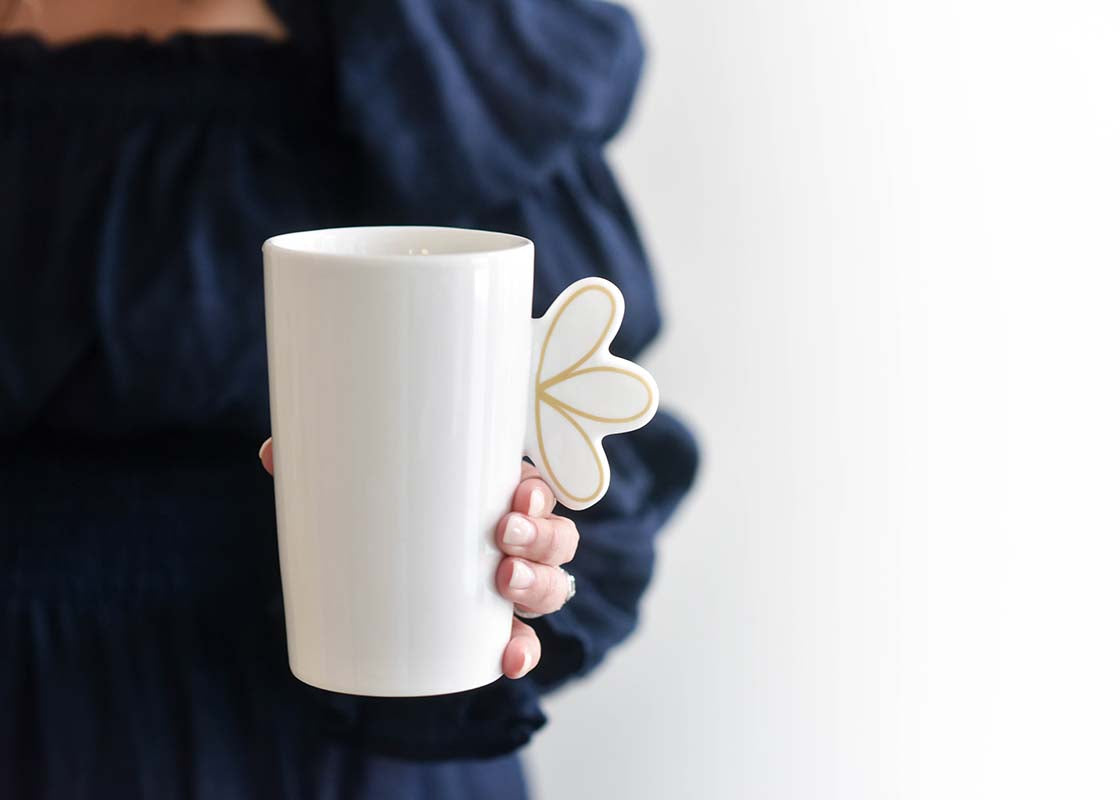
{"left": 264, "top": 226, "right": 530, "bottom": 259}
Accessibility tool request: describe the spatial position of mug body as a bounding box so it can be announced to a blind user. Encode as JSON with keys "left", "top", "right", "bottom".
{"left": 263, "top": 226, "right": 533, "bottom": 696}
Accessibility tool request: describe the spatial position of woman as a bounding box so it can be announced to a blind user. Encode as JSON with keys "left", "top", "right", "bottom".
{"left": 0, "top": 0, "right": 698, "bottom": 797}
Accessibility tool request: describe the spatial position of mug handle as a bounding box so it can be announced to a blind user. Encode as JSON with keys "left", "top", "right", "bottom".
{"left": 523, "top": 277, "right": 660, "bottom": 511}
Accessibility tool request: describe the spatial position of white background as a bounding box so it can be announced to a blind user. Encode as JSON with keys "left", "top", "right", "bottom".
{"left": 525, "top": 1, "right": 1120, "bottom": 798}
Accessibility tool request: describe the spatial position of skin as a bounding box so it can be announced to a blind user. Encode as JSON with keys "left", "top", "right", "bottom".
{"left": 259, "top": 439, "right": 580, "bottom": 680}
{"left": 1, "top": 0, "right": 288, "bottom": 43}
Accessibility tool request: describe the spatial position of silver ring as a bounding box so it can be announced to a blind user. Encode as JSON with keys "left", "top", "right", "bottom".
{"left": 514, "top": 568, "right": 576, "bottom": 620}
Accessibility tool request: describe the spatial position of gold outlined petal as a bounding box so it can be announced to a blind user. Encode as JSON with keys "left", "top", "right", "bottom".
{"left": 541, "top": 365, "right": 655, "bottom": 424}
{"left": 531, "top": 278, "right": 657, "bottom": 509}
{"left": 535, "top": 393, "right": 605, "bottom": 505}
{"left": 536, "top": 284, "right": 617, "bottom": 386}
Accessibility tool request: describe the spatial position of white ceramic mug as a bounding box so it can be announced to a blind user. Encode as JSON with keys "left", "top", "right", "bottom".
{"left": 262, "top": 226, "right": 659, "bottom": 697}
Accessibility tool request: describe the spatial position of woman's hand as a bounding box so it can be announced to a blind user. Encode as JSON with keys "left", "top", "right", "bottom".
{"left": 257, "top": 440, "right": 579, "bottom": 681}
{"left": 492, "top": 460, "right": 580, "bottom": 679}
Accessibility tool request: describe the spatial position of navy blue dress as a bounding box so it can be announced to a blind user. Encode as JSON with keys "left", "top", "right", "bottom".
{"left": 0, "top": 1, "right": 699, "bottom": 797}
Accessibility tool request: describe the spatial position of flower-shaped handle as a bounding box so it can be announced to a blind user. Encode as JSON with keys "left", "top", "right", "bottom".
{"left": 524, "top": 277, "right": 660, "bottom": 511}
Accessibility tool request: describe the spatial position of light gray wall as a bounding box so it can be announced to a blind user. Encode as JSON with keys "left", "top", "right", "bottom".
{"left": 525, "top": 2, "right": 1120, "bottom": 799}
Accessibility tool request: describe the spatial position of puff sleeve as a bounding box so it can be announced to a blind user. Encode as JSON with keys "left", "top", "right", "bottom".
{"left": 324, "top": 0, "right": 645, "bottom": 217}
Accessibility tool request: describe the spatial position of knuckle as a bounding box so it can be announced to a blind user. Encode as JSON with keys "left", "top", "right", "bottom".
{"left": 544, "top": 567, "right": 568, "bottom": 611}
{"left": 523, "top": 568, "right": 557, "bottom": 611}
{"left": 540, "top": 522, "right": 564, "bottom": 562}
{"left": 553, "top": 517, "right": 579, "bottom": 563}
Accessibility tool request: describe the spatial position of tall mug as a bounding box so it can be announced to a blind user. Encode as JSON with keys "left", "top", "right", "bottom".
{"left": 263, "top": 226, "right": 658, "bottom": 696}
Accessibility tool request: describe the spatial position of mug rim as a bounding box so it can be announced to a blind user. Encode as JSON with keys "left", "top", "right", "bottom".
{"left": 263, "top": 225, "right": 533, "bottom": 262}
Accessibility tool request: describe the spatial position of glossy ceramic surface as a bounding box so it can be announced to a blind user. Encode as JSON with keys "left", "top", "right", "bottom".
{"left": 262, "top": 226, "right": 658, "bottom": 696}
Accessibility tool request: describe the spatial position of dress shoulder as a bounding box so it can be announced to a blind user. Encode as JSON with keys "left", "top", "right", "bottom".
{"left": 282, "top": 0, "right": 645, "bottom": 215}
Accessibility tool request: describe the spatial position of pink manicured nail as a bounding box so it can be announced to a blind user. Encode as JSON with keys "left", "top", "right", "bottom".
{"left": 508, "top": 560, "right": 535, "bottom": 589}
{"left": 515, "top": 650, "right": 533, "bottom": 678}
{"left": 528, "top": 488, "right": 546, "bottom": 517}
{"left": 503, "top": 515, "right": 536, "bottom": 546}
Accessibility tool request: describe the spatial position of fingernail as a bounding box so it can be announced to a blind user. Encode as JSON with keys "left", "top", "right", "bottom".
{"left": 509, "top": 560, "right": 536, "bottom": 589}
{"left": 528, "top": 489, "right": 546, "bottom": 517}
{"left": 503, "top": 515, "right": 536, "bottom": 547}
{"left": 258, "top": 440, "right": 269, "bottom": 460}
{"left": 515, "top": 650, "right": 533, "bottom": 679}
